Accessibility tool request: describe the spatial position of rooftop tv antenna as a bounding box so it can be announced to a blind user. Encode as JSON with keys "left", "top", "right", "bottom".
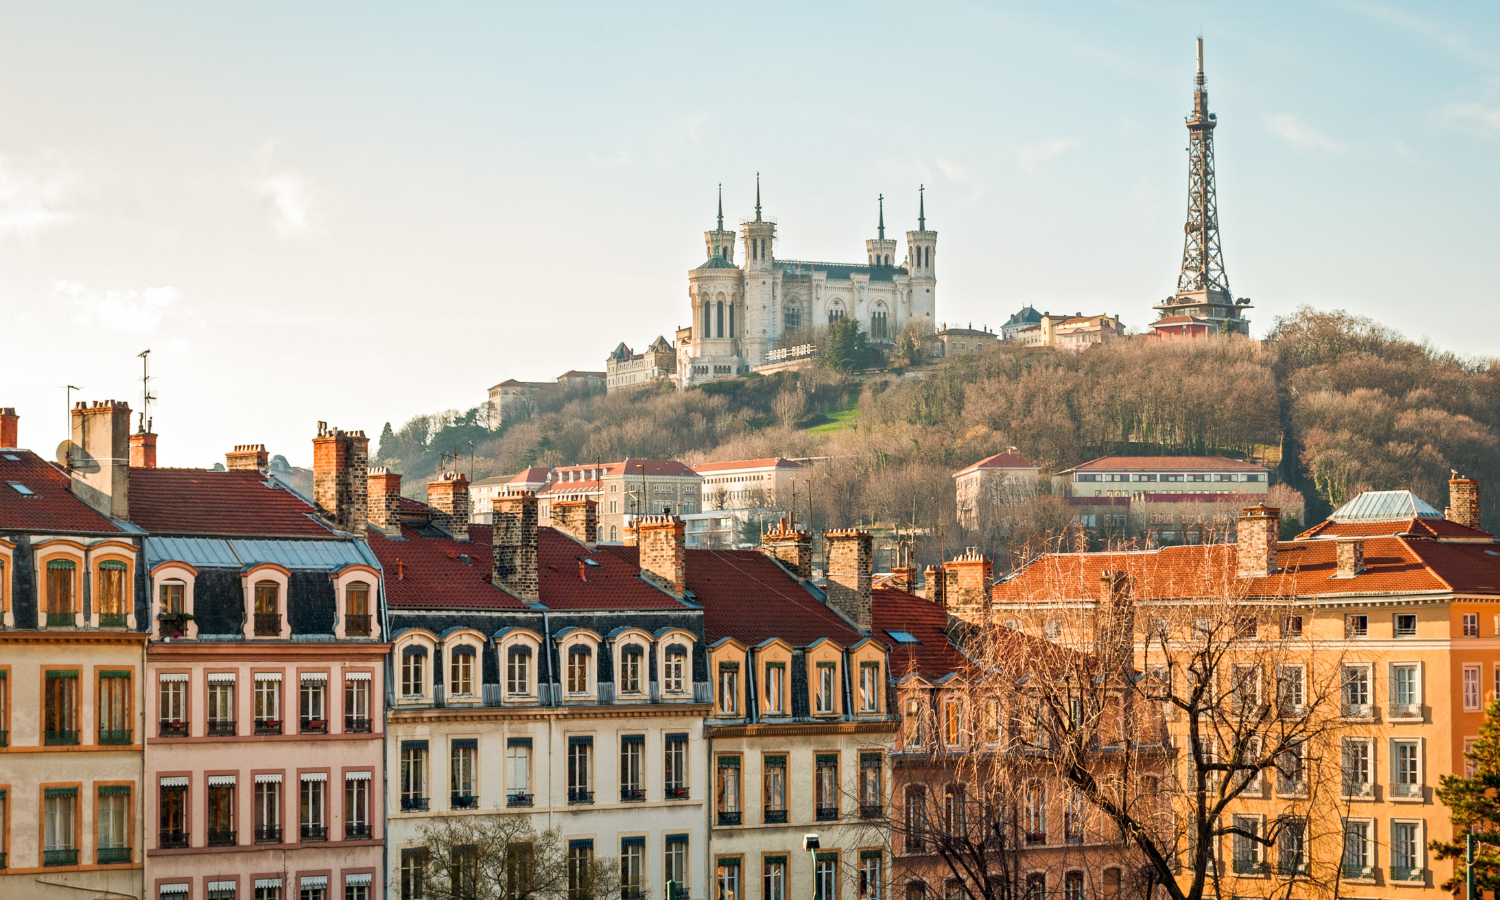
{"left": 137, "top": 349, "right": 156, "bottom": 432}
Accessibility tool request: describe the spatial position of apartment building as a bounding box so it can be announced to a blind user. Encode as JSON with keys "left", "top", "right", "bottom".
{"left": 537, "top": 461, "right": 702, "bottom": 543}
{"left": 1055, "top": 456, "right": 1269, "bottom": 499}
{"left": 0, "top": 406, "right": 148, "bottom": 899}
{"left": 469, "top": 468, "right": 552, "bottom": 524}
{"left": 952, "top": 452, "right": 1040, "bottom": 530}
{"left": 686, "top": 458, "right": 806, "bottom": 549}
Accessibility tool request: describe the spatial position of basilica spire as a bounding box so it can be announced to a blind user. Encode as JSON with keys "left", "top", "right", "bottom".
{"left": 918, "top": 184, "right": 926, "bottom": 231}
{"left": 754, "top": 173, "right": 762, "bottom": 222}
{"left": 878, "top": 194, "right": 885, "bottom": 240}
{"left": 717, "top": 183, "right": 724, "bottom": 233}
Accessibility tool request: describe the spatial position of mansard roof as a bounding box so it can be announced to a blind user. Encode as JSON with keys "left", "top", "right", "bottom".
{"left": 779, "top": 259, "right": 908, "bottom": 283}
{"left": 128, "top": 467, "right": 340, "bottom": 538}
{"left": 0, "top": 450, "right": 124, "bottom": 534}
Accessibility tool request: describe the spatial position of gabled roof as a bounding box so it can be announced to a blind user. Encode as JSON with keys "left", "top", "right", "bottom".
{"left": 1298, "top": 514, "right": 1493, "bottom": 542}
{"left": 507, "top": 467, "right": 554, "bottom": 485}
{"left": 608, "top": 459, "right": 698, "bottom": 478}
{"left": 954, "top": 452, "right": 1038, "bottom": 476}
{"left": 537, "top": 479, "right": 600, "bottom": 498}
{"left": 871, "top": 588, "right": 970, "bottom": 680}
{"left": 0, "top": 450, "right": 124, "bottom": 534}
{"left": 129, "top": 467, "right": 338, "bottom": 538}
{"left": 694, "top": 457, "right": 805, "bottom": 475}
{"left": 1062, "top": 456, "right": 1264, "bottom": 473}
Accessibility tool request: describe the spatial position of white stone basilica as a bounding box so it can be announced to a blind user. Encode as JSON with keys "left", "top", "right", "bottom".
{"left": 677, "top": 179, "right": 937, "bottom": 387}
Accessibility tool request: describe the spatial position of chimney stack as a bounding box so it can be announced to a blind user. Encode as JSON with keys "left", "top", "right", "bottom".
{"left": 637, "top": 514, "right": 686, "bottom": 598}
{"left": 69, "top": 400, "right": 131, "bottom": 519}
{"left": 1336, "top": 539, "right": 1365, "bottom": 578}
{"left": 0, "top": 408, "right": 17, "bottom": 448}
{"left": 1449, "top": 475, "right": 1482, "bottom": 532}
{"left": 367, "top": 467, "right": 403, "bottom": 537}
{"left": 427, "top": 472, "right": 471, "bottom": 541}
{"left": 492, "top": 493, "right": 539, "bottom": 602}
{"left": 922, "top": 564, "right": 946, "bottom": 607}
{"left": 312, "top": 423, "right": 369, "bottom": 534}
{"left": 944, "top": 548, "right": 993, "bottom": 623}
{"left": 554, "top": 499, "right": 599, "bottom": 547}
{"left": 824, "top": 530, "right": 873, "bottom": 632}
{"left": 226, "top": 444, "right": 269, "bottom": 472}
{"left": 762, "top": 517, "right": 812, "bottom": 580}
{"left": 130, "top": 428, "right": 158, "bottom": 468}
{"left": 1236, "top": 505, "right": 1281, "bottom": 578}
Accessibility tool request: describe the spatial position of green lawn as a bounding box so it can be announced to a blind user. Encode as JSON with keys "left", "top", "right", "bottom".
{"left": 807, "top": 406, "right": 859, "bottom": 434}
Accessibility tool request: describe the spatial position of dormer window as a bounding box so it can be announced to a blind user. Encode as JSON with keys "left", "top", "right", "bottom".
{"left": 567, "top": 647, "right": 592, "bottom": 696}
{"left": 816, "top": 663, "right": 837, "bottom": 715}
{"left": 401, "top": 648, "right": 427, "bottom": 698}
{"left": 765, "top": 663, "right": 785, "bottom": 714}
{"left": 345, "top": 583, "right": 371, "bottom": 637}
{"left": 450, "top": 647, "right": 476, "bottom": 697}
{"left": 719, "top": 663, "right": 739, "bottom": 716}
{"left": 620, "top": 646, "right": 644, "bottom": 695}
{"left": 507, "top": 647, "right": 532, "bottom": 695}
{"left": 96, "top": 561, "right": 128, "bottom": 628}
{"left": 45, "top": 559, "right": 76, "bottom": 627}
{"left": 254, "top": 581, "right": 281, "bottom": 637}
{"left": 860, "top": 662, "right": 881, "bottom": 714}
{"left": 663, "top": 645, "right": 686, "bottom": 694}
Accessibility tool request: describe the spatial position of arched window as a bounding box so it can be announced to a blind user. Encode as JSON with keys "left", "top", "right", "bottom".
{"left": 828, "top": 303, "right": 845, "bottom": 324}
{"left": 345, "top": 582, "right": 370, "bottom": 636}
{"left": 871, "top": 306, "right": 888, "bottom": 341}
{"left": 567, "top": 645, "right": 592, "bottom": 695}
{"left": 254, "top": 580, "right": 280, "bottom": 636}
{"left": 449, "top": 645, "right": 476, "bottom": 697}
{"left": 925, "top": 247, "right": 931, "bottom": 268}
{"left": 716, "top": 301, "right": 724, "bottom": 338}
{"left": 784, "top": 304, "right": 801, "bottom": 331}
{"left": 702, "top": 300, "right": 711, "bottom": 336}
{"left": 401, "top": 647, "right": 426, "bottom": 696}
{"left": 729, "top": 302, "right": 735, "bottom": 337}
{"left": 611, "top": 525, "right": 619, "bottom": 541}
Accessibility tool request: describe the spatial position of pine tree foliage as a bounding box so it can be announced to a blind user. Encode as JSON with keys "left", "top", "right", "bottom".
{"left": 1433, "top": 697, "right": 1500, "bottom": 891}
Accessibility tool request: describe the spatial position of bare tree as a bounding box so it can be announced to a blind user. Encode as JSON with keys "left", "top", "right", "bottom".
{"left": 415, "top": 814, "right": 620, "bottom": 900}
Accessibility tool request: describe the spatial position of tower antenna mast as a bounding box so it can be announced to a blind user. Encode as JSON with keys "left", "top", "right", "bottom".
{"left": 137, "top": 349, "right": 156, "bottom": 432}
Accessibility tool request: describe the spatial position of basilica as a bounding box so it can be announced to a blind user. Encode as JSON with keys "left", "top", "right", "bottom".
{"left": 677, "top": 179, "right": 937, "bottom": 387}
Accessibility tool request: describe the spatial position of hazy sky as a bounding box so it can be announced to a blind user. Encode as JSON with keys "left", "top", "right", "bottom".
{"left": 2, "top": 1, "right": 1497, "bottom": 468}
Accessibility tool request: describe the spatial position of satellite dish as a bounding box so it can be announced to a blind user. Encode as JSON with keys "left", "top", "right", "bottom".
{"left": 57, "top": 440, "right": 98, "bottom": 473}
{"left": 55, "top": 440, "right": 75, "bottom": 466}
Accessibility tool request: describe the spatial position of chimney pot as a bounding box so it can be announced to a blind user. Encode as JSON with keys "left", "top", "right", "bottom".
{"left": 0, "top": 407, "right": 17, "bottom": 448}
{"left": 225, "top": 443, "right": 268, "bottom": 472}
{"left": 130, "top": 431, "right": 158, "bottom": 468}
{"left": 762, "top": 519, "right": 812, "bottom": 580}
{"left": 943, "top": 548, "right": 993, "bottom": 623}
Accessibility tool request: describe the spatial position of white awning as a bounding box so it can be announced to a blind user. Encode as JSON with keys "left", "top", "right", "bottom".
{"left": 160, "top": 885, "right": 189, "bottom": 896}
{"left": 345, "top": 770, "right": 372, "bottom": 781}
{"left": 301, "top": 876, "right": 328, "bottom": 889}
{"left": 208, "top": 672, "right": 237, "bottom": 684}
{"left": 301, "top": 771, "right": 328, "bottom": 782}
{"left": 207, "top": 775, "right": 236, "bottom": 786}
{"left": 254, "top": 672, "right": 283, "bottom": 682}
{"left": 300, "top": 672, "right": 328, "bottom": 684}
{"left": 254, "top": 879, "right": 282, "bottom": 890}
{"left": 344, "top": 671, "right": 372, "bottom": 681}
{"left": 158, "top": 673, "right": 189, "bottom": 683}
{"left": 345, "top": 874, "right": 373, "bottom": 887}
{"left": 253, "top": 773, "right": 283, "bottom": 784}
{"left": 159, "top": 776, "right": 189, "bottom": 788}
{"left": 207, "top": 882, "right": 237, "bottom": 892}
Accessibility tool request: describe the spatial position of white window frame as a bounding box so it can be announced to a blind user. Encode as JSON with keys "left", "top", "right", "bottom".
{"left": 1341, "top": 817, "right": 1375, "bottom": 879}
{"left": 1389, "top": 737, "right": 1424, "bottom": 801}
{"left": 1465, "top": 664, "right": 1482, "bottom": 711}
{"left": 1342, "top": 737, "right": 1374, "bottom": 798}
{"left": 1388, "top": 818, "right": 1425, "bottom": 880}
{"left": 1389, "top": 661, "right": 1422, "bottom": 717}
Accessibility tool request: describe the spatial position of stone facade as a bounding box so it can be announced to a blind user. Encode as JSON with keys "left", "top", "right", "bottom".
{"left": 607, "top": 337, "right": 676, "bottom": 393}
{"left": 367, "top": 467, "right": 403, "bottom": 536}
{"left": 426, "top": 472, "right": 470, "bottom": 540}
{"left": 552, "top": 498, "right": 599, "bottom": 545}
{"left": 1234, "top": 505, "right": 1279, "bottom": 578}
{"left": 824, "top": 530, "right": 873, "bottom": 632}
{"left": 941, "top": 548, "right": 992, "bottom": 623}
{"left": 226, "top": 444, "right": 268, "bottom": 472}
{"left": 638, "top": 516, "right": 687, "bottom": 597}
{"left": 312, "top": 425, "right": 369, "bottom": 534}
{"left": 492, "top": 494, "right": 540, "bottom": 602}
{"left": 762, "top": 519, "right": 811, "bottom": 579}
{"left": 1449, "top": 476, "right": 1481, "bottom": 531}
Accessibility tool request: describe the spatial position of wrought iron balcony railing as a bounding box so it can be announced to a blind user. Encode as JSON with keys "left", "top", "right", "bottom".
{"left": 96, "top": 846, "right": 131, "bottom": 864}
{"left": 253, "top": 613, "right": 281, "bottom": 636}
{"left": 159, "top": 831, "right": 190, "bottom": 849}
{"left": 300, "top": 718, "right": 328, "bottom": 734}
{"left": 401, "top": 797, "right": 430, "bottom": 812}
{"left": 345, "top": 823, "right": 372, "bottom": 840}
{"left": 98, "top": 728, "right": 132, "bottom": 745}
{"left": 254, "top": 826, "right": 282, "bottom": 844}
{"left": 1232, "top": 859, "right": 1265, "bottom": 875}
{"left": 300, "top": 824, "right": 327, "bottom": 842}
{"left": 159, "top": 720, "right": 189, "bottom": 738}
{"left": 99, "top": 613, "right": 128, "bottom": 628}
{"left": 717, "top": 811, "right": 741, "bottom": 826}
{"left": 507, "top": 792, "right": 534, "bottom": 808}
{"left": 764, "top": 810, "right": 788, "bottom": 824}
{"left": 569, "top": 790, "right": 595, "bottom": 805}
{"left": 46, "top": 611, "right": 76, "bottom": 627}
{"left": 43, "top": 848, "right": 79, "bottom": 866}
{"left": 344, "top": 716, "right": 372, "bottom": 733}
{"left": 45, "top": 729, "right": 79, "bottom": 746}
{"left": 1389, "top": 866, "right": 1424, "bottom": 883}
{"left": 345, "top": 614, "right": 372, "bottom": 636}
{"left": 253, "top": 719, "right": 282, "bottom": 736}
{"left": 620, "top": 788, "right": 646, "bottom": 802}
{"left": 816, "top": 806, "right": 839, "bottom": 822}
{"left": 207, "top": 720, "right": 237, "bottom": 737}
{"left": 207, "top": 829, "right": 236, "bottom": 847}
{"left": 451, "top": 793, "right": 478, "bottom": 810}
{"left": 1390, "top": 781, "right": 1423, "bottom": 799}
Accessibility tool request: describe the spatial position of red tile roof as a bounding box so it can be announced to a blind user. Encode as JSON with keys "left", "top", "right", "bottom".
{"left": 1151, "top": 316, "right": 1211, "bottom": 326}
{"left": 128, "top": 467, "right": 336, "bottom": 537}
{"left": 537, "top": 479, "right": 600, "bottom": 498}
{"left": 1297, "top": 516, "right": 1494, "bottom": 542}
{"left": 1065, "top": 456, "right": 1265, "bottom": 472}
{"left": 0, "top": 451, "right": 123, "bottom": 534}
{"left": 871, "top": 588, "right": 971, "bottom": 680}
{"left": 954, "top": 452, "right": 1038, "bottom": 475}
{"left": 609, "top": 459, "right": 699, "bottom": 478}
{"left": 694, "top": 458, "right": 805, "bottom": 474}
{"left": 508, "top": 467, "right": 554, "bottom": 485}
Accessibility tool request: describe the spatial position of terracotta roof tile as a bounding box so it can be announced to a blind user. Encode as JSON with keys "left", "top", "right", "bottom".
{"left": 1297, "top": 516, "right": 1494, "bottom": 542}
{"left": 694, "top": 458, "right": 805, "bottom": 474}
{"left": 0, "top": 451, "right": 123, "bottom": 534}
{"left": 955, "top": 452, "right": 1038, "bottom": 475}
{"left": 871, "top": 588, "right": 970, "bottom": 680}
{"left": 128, "top": 467, "right": 336, "bottom": 538}
{"left": 1065, "top": 456, "right": 1265, "bottom": 472}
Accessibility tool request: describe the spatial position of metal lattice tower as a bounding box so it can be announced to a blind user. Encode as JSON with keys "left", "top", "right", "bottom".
{"left": 1176, "top": 37, "right": 1229, "bottom": 296}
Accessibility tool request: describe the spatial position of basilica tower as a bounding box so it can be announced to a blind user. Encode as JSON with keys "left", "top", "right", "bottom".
{"left": 905, "top": 185, "right": 937, "bottom": 331}
{"left": 738, "top": 173, "right": 778, "bottom": 364}
{"left": 866, "top": 195, "right": 897, "bottom": 267}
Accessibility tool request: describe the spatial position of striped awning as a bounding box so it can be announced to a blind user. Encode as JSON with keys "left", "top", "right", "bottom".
{"left": 345, "top": 873, "right": 373, "bottom": 887}
{"left": 301, "top": 876, "right": 328, "bottom": 889}
{"left": 159, "top": 776, "right": 189, "bottom": 788}
{"left": 300, "top": 672, "right": 328, "bottom": 684}
{"left": 254, "top": 773, "right": 283, "bottom": 784}
{"left": 254, "top": 879, "right": 282, "bottom": 890}
{"left": 254, "top": 672, "right": 282, "bottom": 682}
{"left": 207, "top": 882, "right": 237, "bottom": 892}
{"left": 208, "top": 672, "right": 237, "bottom": 684}
{"left": 159, "top": 673, "right": 188, "bottom": 683}
{"left": 160, "top": 885, "right": 189, "bottom": 896}
{"left": 344, "top": 671, "right": 371, "bottom": 681}
{"left": 301, "top": 772, "right": 327, "bottom": 782}
{"left": 345, "top": 770, "right": 372, "bottom": 781}
{"left": 208, "top": 775, "right": 236, "bottom": 786}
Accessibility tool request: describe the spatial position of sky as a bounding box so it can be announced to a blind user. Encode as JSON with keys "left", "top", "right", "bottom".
{"left": 1, "top": 1, "right": 1497, "bottom": 468}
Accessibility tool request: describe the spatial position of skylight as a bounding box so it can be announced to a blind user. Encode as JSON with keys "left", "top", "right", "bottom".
{"left": 8, "top": 481, "right": 34, "bottom": 496}
{"left": 2, "top": 454, "right": 18, "bottom": 460}
{"left": 886, "top": 630, "right": 920, "bottom": 644}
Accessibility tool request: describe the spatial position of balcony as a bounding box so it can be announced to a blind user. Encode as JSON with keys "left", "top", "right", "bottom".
{"left": 620, "top": 788, "right": 646, "bottom": 802}
{"left": 1277, "top": 859, "right": 1308, "bottom": 877}
{"left": 1025, "top": 832, "right": 1046, "bottom": 846}
{"left": 1065, "top": 832, "right": 1085, "bottom": 846}
{"left": 207, "top": 829, "right": 237, "bottom": 847}
{"left": 158, "top": 613, "right": 191, "bottom": 637}
{"left": 344, "top": 716, "right": 372, "bottom": 734}
{"left": 98, "top": 728, "right": 133, "bottom": 745}
{"left": 1232, "top": 859, "right": 1265, "bottom": 876}
{"left": 97, "top": 846, "right": 131, "bottom": 864}
{"left": 506, "top": 792, "right": 534, "bottom": 808}
{"left": 99, "top": 612, "right": 128, "bottom": 628}
{"left": 45, "top": 729, "right": 79, "bottom": 746}
{"left": 665, "top": 786, "right": 690, "bottom": 800}
{"left": 345, "top": 823, "right": 372, "bottom": 841}
{"left": 253, "top": 719, "right": 283, "bottom": 736}
{"left": 764, "top": 810, "right": 788, "bottom": 824}
{"left": 207, "top": 720, "right": 237, "bottom": 737}
{"left": 43, "top": 848, "right": 79, "bottom": 866}
{"left": 451, "top": 793, "right": 479, "bottom": 810}
{"left": 1387, "top": 702, "right": 1422, "bottom": 720}
{"left": 860, "top": 804, "right": 883, "bottom": 819}
{"left": 253, "top": 612, "right": 282, "bottom": 637}
{"left": 401, "top": 797, "right": 429, "bottom": 812}
{"left": 816, "top": 806, "right": 839, "bottom": 822}
{"left": 46, "top": 611, "right": 76, "bottom": 627}
{"left": 346, "top": 614, "right": 371, "bottom": 636}
{"left": 717, "top": 811, "right": 742, "bottom": 826}
{"left": 1341, "top": 703, "right": 1375, "bottom": 720}
{"left": 300, "top": 718, "right": 328, "bottom": 735}
{"left": 1342, "top": 780, "right": 1374, "bottom": 799}
{"left": 569, "top": 790, "right": 595, "bottom": 805}
{"left": 159, "top": 831, "right": 190, "bottom": 849}
{"left": 1389, "top": 866, "right": 1425, "bottom": 883}
{"left": 300, "top": 824, "right": 327, "bottom": 842}
{"left": 1341, "top": 864, "right": 1374, "bottom": 881}
{"left": 159, "top": 720, "right": 189, "bottom": 738}
{"left": 1390, "top": 781, "right": 1423, "bottom": 799}
{"left": 254, "top": 826, "right": 282, "bottom": 844}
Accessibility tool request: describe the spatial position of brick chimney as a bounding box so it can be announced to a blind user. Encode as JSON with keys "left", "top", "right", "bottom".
{"left": 226, "top": 444, "right": 269, "bottom": 472}
{"left": 824, "top": 530, "right": 873, "bottom": 632}
{"left": 637, "top": 514, "right": 686, "bottom": 598}
{"left": 554, "top": 499, "right": 599, "bottom": 547}
{"left": 312, "top": 423, "right": 369, "bottom": 534}
{"left": 69, "top": 400, "right": 131, "bottom": 519}
{"left": 945, "top": 548, "right": 993, "bottom": 622}
{"left": 762, "top": 517, "right": 812, "bottom": 580}
{"left": 130, "top": 429, "right": 157, "bottom": 468}
{"left": 922, "top": 564, "right": 945, "bottom": 607}
{"left": 492, "top": 493, "right": 539, "bottom": 602}
{"left": 1449, "top": 475, "right": 1481, "bottom": 532}
{"left": 367, "top": 467, "right": 403, "bottom": 537}
{"left": 1236, "top": 505, "right": 1281, "bottom": 578}
{"left": 1335, "top": 539, "right": 1365, "bottom": 578}
{"left": 0, "top": 408, "right": 17, "bottom": 448}
{"left": 427, "top": 472, "right": 471, "bottom": 541}
{"left": 889, "top": 566, "right": 914, "bottom": 592}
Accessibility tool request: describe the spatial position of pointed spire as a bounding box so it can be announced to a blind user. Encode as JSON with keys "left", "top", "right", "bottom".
{"left": 878, "top": 194, "right": 885, "bottom": 241}
{"left": 717, "top": 183, "right": 724, "bottom": 232}
{"left": 918, "top": 184, "right": 926, "bottom": 231}
{"left": 755, "top": 172, "right": 762, "bottom": 222}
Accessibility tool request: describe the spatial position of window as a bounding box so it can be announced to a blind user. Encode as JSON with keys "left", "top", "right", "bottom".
{"left": 345, "top": 773, "right": 370, "bottom": 839}
{"left": 1343, "top": 739, "right": 1372, "bottom": 796}
{"left": 344, "top": 675, "right": 370, "bottom": 731}
{"left": 1230, "top": 664, "right": 1261, "bottom": 716}
{"left": 904, "top": 697, "right": 924, "bottom": 749}
{"left": 665, "top": 734, "right": 689, "bottom": 798}
{"left": 97, "top": 786, "right": 130, "bottom": 862}
{"left": 345, "top": 582, "right": 371, "bottom": 636}
{"left": 860, "top": 754, "right": 882, "bottom": 817}
{"left": 1277, "top": 744, "right": 1306, "bottom": 795}
{"left": 1464, "top": 613, "right": 1480, "bottom": 637}
{"left": 1391, "top": 821, "right": 1421, "bottom": 880}
{"left": 1393, "top": 740, "right": 1420, "bottom": 797}
{"left": 816, "top": 663, "right": 836, "bottom": 714}
{"left": 1025, "top": 783, "right": 1045, "bottom": 843}
{"left": 45, "top": 558, "right": 76, "bottom": 625}
{"left": 620, "top": 736, "right": 644, "bottom": 801}
{"left": 1234, "top": 616, "right": 1257, "bottom": 639}
{"left": 158, "top": 674, "right": 188, "bottom": 737}
{"left": 620, "top": 647, "right": 644, "bottom": 695}
{"left": 505, "top": 648, "right": 531, "bottom": 696}
{"left": 1345, "top": 614, "right": 1368, "bottom": 638}
{"left": 1064, "top": 872, "right": 1084, "bottom": 900}
{"left": 763, "top": 754, "right": 787, "bottom": 822}
{"left": 99, "top": 670, "right": 131, "bottom": 744}
{"left": 44, "top": 787, "right": 78, "bottom": 865}
{"left": 507, "top": 739, "right": 533, "bottom": 804}
{"left": 299, "top": 774, "right": 326, "bottom": 841}
{"left": 1064, "top": 790, "right": 1084, "bottom": 843}
{"left": 451, "top": 740, "right": 477, "bottom": 808}
{"left": 816, "top": 754, "right": 838, "bottom": 820}
{"left": 764, "top": 662, "right": 785, "bottom": 714}
{"left": 401, "top": 742, "right": 429, "bottom": 810}
{"left": 943, "top": 699, "right": 962, "bottom": 746}
{"left": 716, "top": 756, "right": 741, "bottom": 825}
{"left": 1280, "top": 615, "right": 1302, "bottom": 638}
{"left": 1232, "top": 815, "right": 1262, "bottom": 872}
{"left": 300, "top": 675, "right": 328, "bottom": 733}
{"left": 568, "top": 841, "right": 595, "bottom": 900}
{"left": 815, "top": 854, "right": 838, "bottom": 900}
{"left": 664, "top": 647, "right": 686, "bottom": 694}
{"left": 402, "top": 848, "right": 429, "bottom": 900}
{"left": 1392, "top": 664, "right": 1419, "bottom": 711}
{"left": 665, "top": 838, "right": 690, "bottom": 900}
{"left": 1044, "top": 619, "right": 1062, "bottom": 640}
{"left": 621, "top": 838, "right": 645, "bottom": 900}
{"left": 254, "top": 776, "right": 282, "bottom": 842}
{"left": 209, "top": 677, "right": 236, "bottom": 735}
{"left": 904, "top": 786, "right": 927, "bottom": 852}
{"left": 567, "top": 648, "right": 591, "bottom": 695}
{"left": 1466, "top": 665, "right": 1482, "bottom": 711}
{"left": 717, "top": 859, "right": 741, "bottom": 900}
{"left": 1277, "top": 666, "right": 1305, "bottom": 716}
{"left": 567, "top": 737, "right": 593, "bottom": 803}
{"left": 1343, "top": 665, "right": 1370, "bottom": 713}
{"left": 401, "top": 649, "right": 426, "bottom": 697}
{"left": 982, "top": 699, "right": 1000, "bottom": 745}
{"left": 159, "top": 779, "right": 188, "bottom": 847}
{"left": 253, "top": 581, "right": 280, "bottom": 636}
{"left": 97, "top": 560, "right": 128, "bottom": 625}
{"left": 1025, "top": 876, "right": 1044, "bottom": 900}
{"left": 254, "top": 675, "right": 282, "bottom": 733}
{"left": 450, "top": 649, "right": 475, "bottom": 697}
{"left": 45, "top": 669, "right": 79, "bottom": 744}
{"left": 1343, "top": 820, "right": 1372, "bottom": 875}
{"left": 718, "top": 663, "right": 739, "bottom": 715}
{"left": 858, "top": 854, "right": 881, "bottom": 900}
{"left": 1394, "top": 613, "right": 1417, "bottom": 637}
{"left": 1278, "top": 817, "right": 1306, "bottom": 875}
{"left": 765, "top": 857, "right": 787, "bottom": 900}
